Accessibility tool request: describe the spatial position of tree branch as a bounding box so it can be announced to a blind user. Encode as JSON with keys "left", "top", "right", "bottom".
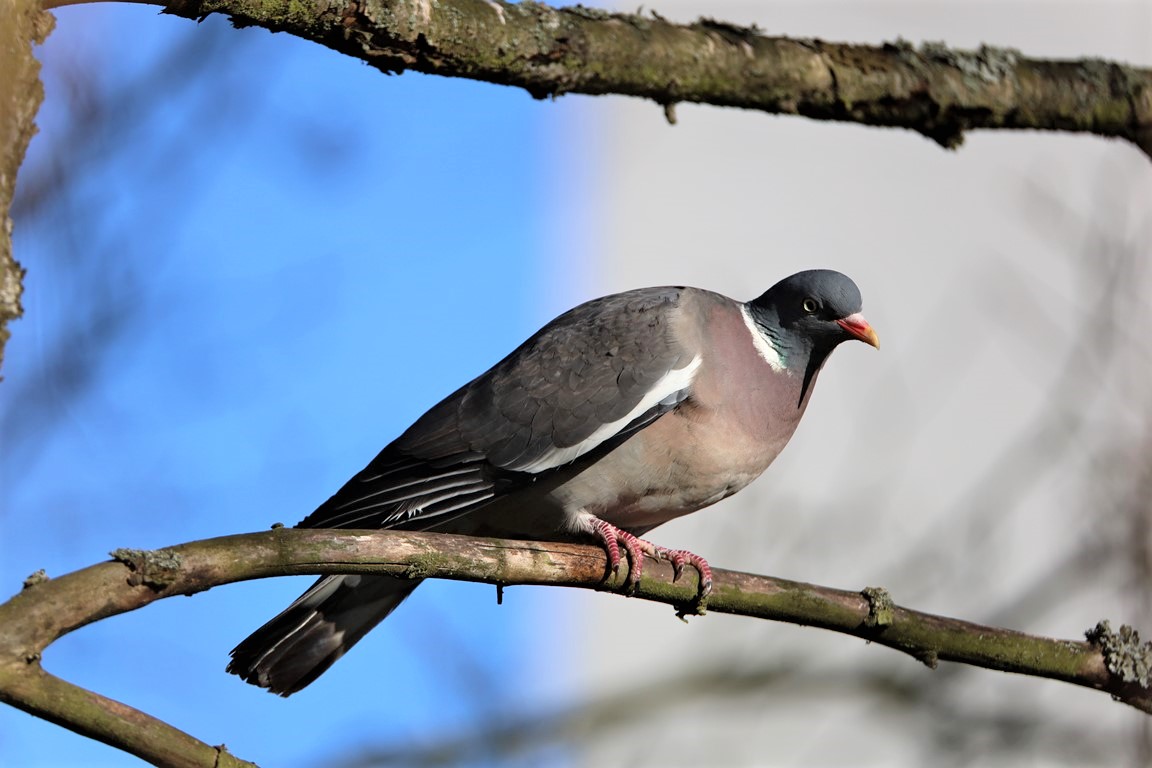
{"left": 48, "top": 0, "right": 1152, "bottom": 158}
{"left": 0, "top": 0, "right": 52, "bottom": 373}
{"left": 1, "top": 529, "right": 1149, "bottom": 766}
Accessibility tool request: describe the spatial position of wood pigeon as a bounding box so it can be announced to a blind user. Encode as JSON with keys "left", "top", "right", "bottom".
{"left": 228, "top": 269, "right": 878, "bottom": 695}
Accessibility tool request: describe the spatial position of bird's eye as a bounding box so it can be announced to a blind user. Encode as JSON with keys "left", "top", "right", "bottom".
{"left": 802, "top": 297, "right": 820, "bottom": 314}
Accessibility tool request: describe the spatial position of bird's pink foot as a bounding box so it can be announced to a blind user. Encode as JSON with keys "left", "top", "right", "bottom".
{"left": 590, "top": 518, "right": 655, "bottom": 591}
{"left": 589, "top": 518, "right": 712, "bottom": 601}
{"left": 653, "top": 546, "right": 713, "bottom": 599}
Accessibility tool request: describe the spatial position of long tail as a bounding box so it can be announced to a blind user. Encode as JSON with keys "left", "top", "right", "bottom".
{"left": 227, "top": 574, "right": 422, "bottom": 696}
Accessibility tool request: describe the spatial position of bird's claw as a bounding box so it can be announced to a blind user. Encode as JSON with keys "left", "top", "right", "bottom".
{"left": 592, "top": 519, "right": 653, "bottom": 592}
{"left": 590, "top": 519, "right": 712, "bottom": 604}
{"left": 655, "top": 546, "right": 713, "bottom": 601}
{"left": 660, "top": 547, "right": 688, "bottom": 582}
{"left": 592, "top": 519, "right": 640, "bottom": 591}
{"left": 596, "top": 524, "right": 623, "bottom": 577}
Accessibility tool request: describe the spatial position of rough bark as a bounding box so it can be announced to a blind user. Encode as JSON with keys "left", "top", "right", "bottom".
{"left": 140, "top": 0, "right": 1152, "bottom": 156}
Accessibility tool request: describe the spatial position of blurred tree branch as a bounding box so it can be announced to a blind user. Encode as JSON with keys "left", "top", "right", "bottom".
{"left": 0, "top": 0, "right": 52, "bottom": 371}
{"left": 1, "top": 529, "right": 1149, "bottom": 765}
{"left": 335, "top": 662, "right": 1113, "bottom": 767}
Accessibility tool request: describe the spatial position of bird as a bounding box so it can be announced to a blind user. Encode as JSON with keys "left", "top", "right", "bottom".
{"left": 228, "top": 269, "right": 878, "bottom": 696}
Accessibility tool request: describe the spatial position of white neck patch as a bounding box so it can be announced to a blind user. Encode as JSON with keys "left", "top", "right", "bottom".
{"left": 740, "top": 305, "right": 785, "bottom": 372}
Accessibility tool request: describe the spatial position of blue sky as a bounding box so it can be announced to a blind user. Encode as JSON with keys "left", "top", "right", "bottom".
{"left": 1, "top": 6, "right": 587, "bottom": 765}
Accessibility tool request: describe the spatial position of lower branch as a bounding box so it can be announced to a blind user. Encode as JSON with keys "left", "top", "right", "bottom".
{"left": 0, "top": 529, "right": 1148, "bottom": 765}
{"left": 2, "top": 665, "right": 256, "bottom": 768}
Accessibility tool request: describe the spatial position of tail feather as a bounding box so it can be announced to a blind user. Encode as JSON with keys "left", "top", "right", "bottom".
{"left": 227, "top": 574, "right": 422, "bottom": 696}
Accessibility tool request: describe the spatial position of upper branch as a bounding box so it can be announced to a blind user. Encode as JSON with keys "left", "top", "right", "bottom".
{"left": 90, "top": 0, "right": 1152, "bottom": 157}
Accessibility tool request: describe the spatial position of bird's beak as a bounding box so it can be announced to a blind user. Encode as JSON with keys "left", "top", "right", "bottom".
{"left": 836, "top": 313, "right": 880, "bottom": 349}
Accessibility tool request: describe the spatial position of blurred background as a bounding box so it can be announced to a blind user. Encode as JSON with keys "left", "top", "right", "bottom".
{"left": 1, "top": 1, "right": 1150, "bottom": 765}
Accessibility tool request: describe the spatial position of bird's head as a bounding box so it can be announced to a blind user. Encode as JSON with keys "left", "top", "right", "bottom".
{"left": 747, "top": 269, "right": 879, "bottom": 405}
{"left": 750, "top": 269, "right": 879, "bottom": 353}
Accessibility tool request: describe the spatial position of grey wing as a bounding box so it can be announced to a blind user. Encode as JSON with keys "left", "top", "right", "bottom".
{"left": 298, "top": 287, "right": 700, "bottom": 531}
